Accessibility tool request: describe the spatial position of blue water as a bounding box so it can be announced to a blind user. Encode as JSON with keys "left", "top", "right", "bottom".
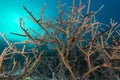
{"left": 0, "top": 0, "right": 120, "bottom": 41}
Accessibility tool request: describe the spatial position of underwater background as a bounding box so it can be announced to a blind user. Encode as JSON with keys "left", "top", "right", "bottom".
{"left": 0, "top": 0, "right": 120, "bottom": 40}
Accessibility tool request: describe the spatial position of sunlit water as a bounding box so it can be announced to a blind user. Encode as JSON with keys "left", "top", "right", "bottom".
{"left": 0, "top": 0, "right": 120, "bottom": 41}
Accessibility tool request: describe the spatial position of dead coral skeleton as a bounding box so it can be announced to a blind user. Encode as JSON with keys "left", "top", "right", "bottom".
{"left": 0, "top": 0, "right": 120, "bottom": 80}
{"left": 0, "top": 32, "right": 44, "bottom": 79}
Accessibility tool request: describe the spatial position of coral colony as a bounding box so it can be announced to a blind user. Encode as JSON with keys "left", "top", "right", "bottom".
{"left": 0, "top": 0, "right": 120, "bottom": 80}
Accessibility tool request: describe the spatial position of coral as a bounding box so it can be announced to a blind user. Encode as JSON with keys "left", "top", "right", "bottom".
{"left": 0, "top": 0, "right": 120, "bottom": 80}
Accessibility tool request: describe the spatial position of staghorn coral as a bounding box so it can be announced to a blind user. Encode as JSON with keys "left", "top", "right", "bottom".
{"left": 0, "top": 32, "right": 44, "bottom": 80}
{"left": 0, "top": 0, "right": 120, "bottom": 80}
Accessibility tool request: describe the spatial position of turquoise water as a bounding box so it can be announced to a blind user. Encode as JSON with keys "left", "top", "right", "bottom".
{"left": 0, "top": 0, "right": 120, "bottom": 41}
{"left": 0, "top": 0, "right": 58, "bottom": 41}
